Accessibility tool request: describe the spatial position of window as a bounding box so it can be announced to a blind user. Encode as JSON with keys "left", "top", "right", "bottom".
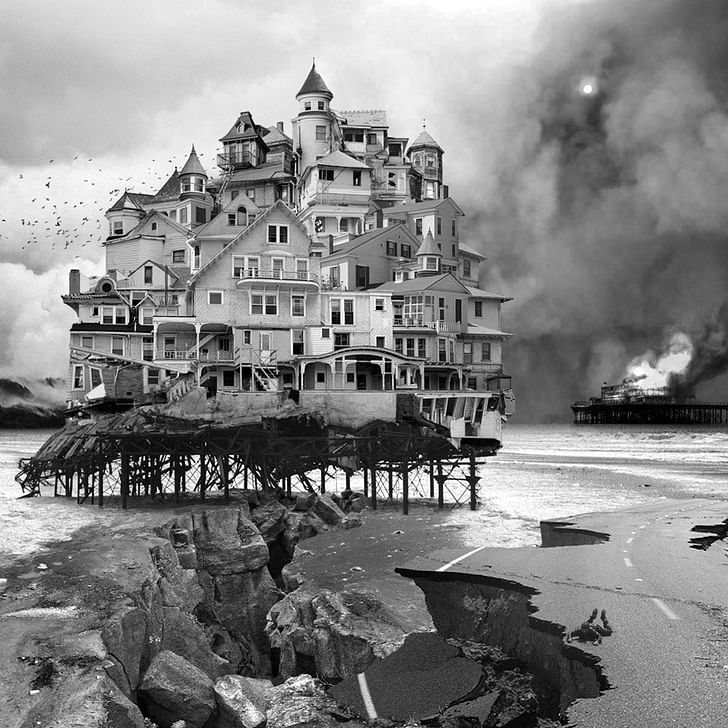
{"left": 72, "top": 366, "right": 84, "bottom": 389}
{"left": 318, "top": 101, "right": 325, "bottom": 110}
{"left": 143, "top": 337, "right": 154, "bottom": 361}
{"left": 193, "top": 245, "right": 200, "bottom": 269}
{"left": 222, "top": 370, "right": 235, "bottom": 387}
{"left": 394, "top": 338, "right": 403, "bottom": 354}
{"left": 339, "top": 218, "right": 348, "bottom": 232}
{"left": 305, "top": 101, "right": 312, "bottom": 111}
{"left": 375, "top": 298, "right": 384, "bottom": 311}
{"left": 292, "top": 294, "right": 305, "bottom": 317}
{"left": 169, "top": 209, "right": 177, "bottom": 221}
{"left": 451, "top": 219, "right": 456, "bottom": 236}
{"left": 464, "top": 342, "right": 473, "bottom": 364}
{"left": 271, "top": 258, "right": 284, "bottom": 279}
{"left": 468, "top": 377, "right": 477, "bottom": 390}
{"left": 208, "top": 291, "right": 223, "bottom": 305}
{"left": 112, "top": 221, "right": 123, "bottom": 235}
{"left": 194, "top": 178, "right": 204, "bottom": 193}
{"left": 144, "top": 266, "right": 153, "bottom": 284}
{"left": 227, "top": 213, "right": 237, "bottom": 226}
{"left": 151, "top": 222, "right": 157, "bottom": 232}
{"left": 247, "top": 188, "right": 255, "bottom": 201}
{"left": 316, "top": 125, "right": 326, "bottom": 141}
{"left": 90, "top": 368, "right": 102, "bottom": 388}
{"left": 172, "top": 249, "right": 185, "bottom": 263}
{"left": 436, "top": 217, "right": 442, "bottom": 235}
{"left": 102, "top": 307, "right": 113, "bottom": 324}
{"left": 388, "top": 142, "right": 401, "bottom": 156}
{"left": 329, "top": 266, "right": 340, "bottom": 287}
{"left": 367, "top": 133, "right": 377, "bottom": 145}
{"left": 180, "top": 207, "right": 188, "bottom": 225}
{"left": 353, "top": 170, "right": 361, "bottom": 186}
{"left": 111, "top": 337, "right": 125, "bottom": 356}
{"left": 141, "top": 307, "right": 154, "bottom": 324}
{"left": 482, "top": 342, "right": 492, "bottom": 361}
{"left": 114, "top": 307, "right": 127, "bottom": 324}
{"left": 331, "top": 298, "right": 354, "bottom": 325}
{"left": 233, "top": 256, "right": 245, "bottom": 277}
{"left": 321, "top": 327, "right": 330, "bottom": 339}
{"left": 148, "top": 368, "right": 160, "bottom": 386}
{"left": 376, "top": 336, "right": 385, "bottom": 348}
{"left": 195, "top": 207, "right": 206, "bottom": 224}
{"left": 343, "top": 129, "right": 364, "bottom": 143}
{"left": 267, "top": 224, "right": 288, "bottom": 244}
{"left": 406, "top": 338, "right": 415, "bottom": 357}
{"left": 474, "top": 301, "right": 483, "bottom": 317}
{"left": 230, "top": 190, "right": 239, "bottom": 200}
{"left": 386, "top": 241, "right": 397, "bottom": 256}
{"left": 438, "top": 339, "right": 447, "bottom": 363}
{"left": 425, "top": 257, "right": 439, "bottom": 271}
{"left": 334, "top": 332, "right": 350, "bottom": 350}
{"left": 296, "top": 259, "right": 308, "bottom": 280}
{"left": 463, "top": 259, "right": 471, "bottom": 277}
{"left": 81, "top": 335, "right": 93, "bottom": 349}
{"left": 314, "top": 216, "right": 325, "bottom": 233}
{"left": 355, "top": 265, "right": 369, "bottom": 288}
{"left": 91, "top": 306, "right": 99, "bottom": 317}
{"left": 265, "top": 294, "right": 277, "bottom": 315}
{"left": 415, "top": 218, "right": 423, "bottom": 236}
{"left": 251, "top": 295, "right": 263, "bottom": 315}
{"left": 243, "top": 330, "right": 251, "bottom": 345}
{"left": 347, "top": 372, "right": 355, "bottom": 384}
{"left": 292, "top": 329, "right": 304, "bottom": 355}
{"left": 316, "top": 371, "right": 326, "bottom": 384}
{"left": 418, "top": 338, "right": 426, "bottom": 358}
{"left": 319, "top": 168, "right": 334, "bottom": 181}
{"left": 401, "top": 244, "right": 412, "bottom": 258}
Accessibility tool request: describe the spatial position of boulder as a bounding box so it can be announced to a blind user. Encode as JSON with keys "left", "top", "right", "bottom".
{"left": 214, "top": 675, "right": 268, "bottom": 728}
{"left": 192, "top": 508, "right": 269, "bottom": 575}
{"left": 311, "top": 493, "right": 346, "bottom": 525}
{"left": 101, "top": 605, "right": 148, "bottom": 694}
{"left": 249, "top": 500, "right": 288, "bottom": 544}
{"left": 293, "top": 491, "right": 316, "bottom": 511}
{"left": 267, "top": 675, "right": 346, "bottom": 728}
{"left": 139, "top": 650, "right": 215, "bottom": 728}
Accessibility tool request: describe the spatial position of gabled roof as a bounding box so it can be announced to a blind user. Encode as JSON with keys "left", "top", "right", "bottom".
{"left": 458, "top": 242, "right": 487, "bottom": 260}
{"left": 382, "top": 197, "right": 465, "bottom": 216}
{"left": 409, "top": 127, "right": 443, "bottom": 153}
{"left": 297, "top": 61, "right": 333, "bottom": 99}
{"left": 375, "top": 272, "right": 471, "bottom": 295}
{"left": 192, "top": 192, "right": 261, "bottom": 238}
{"left": 322, "top": 224, "right": 421, "bottom": 258}
{"left": 315, "top": 150, "right": 369, "bottom": 169}
{"left": 338, "top": 109, "right": 388, "bottom": 127}
{"left": 465, "top": 285, "right": 512, "bottom": 302}
{"left": 416, "top": 230, "right": 440, "bottom": 257}
{"left": 264, "top": 125, "right": 292, "bottom": 145}
{"left": 466, "top": 324, "right": 513, "bottom": 338}
{"left": 191, "top": 200, "right": 308, "bottom": 281}
{"left": 149, "top": 169, "right": 180, "bottom": 203}
{"left": 220, "top": 111, "right": 269, "bottom": 147}
{"left": 129, "top": 259, "right": 181, "bottom": 283}
{"left": 104, "top": 210, "right": 192, "bottom": 244}
{"left": 106, "top": 191, "right": 153, "bottom": 213}
{"left": 179, "top": 145, "right": 206, "bottom": 177}
{"left": 229, "top": 164, "right": 295, "bottom": 183}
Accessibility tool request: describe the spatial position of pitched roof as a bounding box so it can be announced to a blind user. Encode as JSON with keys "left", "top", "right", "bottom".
{"left": 263, "top": 125, "right": 292, "bottom": 145}
{"left": 465, "top": 285, "right": 512, "bottom": 301}
{"left": 338, "top": 109, "right": 388, "bottom": 127}
{"left": 382, "top": 197, "right": 465, "bottom": 216}
{"left": 107, "top": 191, "right": 153, "bottom": 213}
{"left": 324, "top": 224, "right": 420, "bottom": 258}
{"left": 374, "top": 273, "right": 471, "bottom": 295}
{"left": 219, "top": 111, "right": 268, "bottom": 146}
{"left": 409, "top": 127, "right": 443, "bottom": 152}
{"left": 416, "top": 230, "right": 440, "bottom": 257}
{"left": 150, "top": 169, "right": 180, "bottom": 203}
{"left": 179, "top": 145, "right": 207, "bottom": 177}
{"left": 466, "top": 324, "right": 513, "bottom": 338}
{"left": 458, "top": 242, "right": 487, "bottom": 260}
{"left": 297, "top": 62, "right": 333, "bottom": 99}
{"left": 315, "top": 150, "right": 369, "bottom": 169}
{"left": 229, "top": 164, "right": 295, "bottom": 183}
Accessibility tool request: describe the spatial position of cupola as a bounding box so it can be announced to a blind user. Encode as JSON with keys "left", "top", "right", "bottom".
{"left": 179, "top": 145, "right": 207, "bottom": 199}
{"left": 296, "top": 60, "right": 333, "bottom": 113}
{"left": 408, "top": 126, "right": 444, "bottom": 200}
{"left": 416, "top": 229, "right": 442, "bottom": 275}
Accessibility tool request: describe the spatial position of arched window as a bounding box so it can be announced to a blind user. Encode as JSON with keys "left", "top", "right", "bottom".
{"left": 236, "top": 207, "right": 247, "bottom": 226}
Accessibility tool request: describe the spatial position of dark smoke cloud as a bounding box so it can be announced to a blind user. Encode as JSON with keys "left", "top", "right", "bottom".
{"left": 460, "top": 0, "right": 728, "bottom": 422}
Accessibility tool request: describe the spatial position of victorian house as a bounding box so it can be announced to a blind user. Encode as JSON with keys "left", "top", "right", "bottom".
{"left": 62, "top": 62, "right": 512, "bottom": 414}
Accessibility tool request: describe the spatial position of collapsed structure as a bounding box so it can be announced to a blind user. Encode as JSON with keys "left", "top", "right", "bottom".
{"left": 19, "top": 62, "right": 515, "bottom": 507}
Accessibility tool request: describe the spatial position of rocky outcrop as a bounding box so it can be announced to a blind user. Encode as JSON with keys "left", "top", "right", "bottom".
{"left": 267, "top": 586, "right": 407, "bottom": 681}
{"left": 213, "top": 675, "right": 267, "bottom": 728}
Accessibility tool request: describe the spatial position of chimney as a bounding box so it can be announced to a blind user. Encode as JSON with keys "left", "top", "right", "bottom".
{"left": 443, "top": 184, "right": 449, "bottom": 199}
{"left": 277, "top": 121, "right": 284, "bottom": 133}
{"left": 69, "top": 269, "right": 81, "bottom": 295}
{"left": 328, "top": 234, "right": 334, "bottom": 255}
{"left": 376, "top": 208, "right": 383, "bottom": 228}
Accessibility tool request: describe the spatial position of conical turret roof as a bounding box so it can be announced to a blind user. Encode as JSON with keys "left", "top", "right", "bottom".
{"left": 409, "top": 127, "right": 443, "bottom": 153}
{"left": 179, "top": 145, "right": 207, "bottom": 177}
{"left": 296, "top": 61, "right": 333, "bottom": 100}
{"left": 416, "top": 229, "right": 441, "bottom": 257}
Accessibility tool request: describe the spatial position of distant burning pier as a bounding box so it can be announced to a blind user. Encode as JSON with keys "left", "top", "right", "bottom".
{"left": 571, "top": 382, "right": 728, "bottom": 424}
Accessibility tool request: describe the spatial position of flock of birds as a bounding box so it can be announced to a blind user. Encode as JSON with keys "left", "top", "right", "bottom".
{"left": 1, "top": 150, "right": 211, "bottom": 259}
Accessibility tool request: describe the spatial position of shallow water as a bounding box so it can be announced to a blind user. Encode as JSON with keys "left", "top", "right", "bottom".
{"left": 1, "top": 424, "right": 727, "bottom": 553}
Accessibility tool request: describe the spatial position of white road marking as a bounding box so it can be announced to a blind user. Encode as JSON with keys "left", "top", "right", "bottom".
{"left": 436, "top": 545, "right": 489, "bottom": 572}
{"left": 357, "top": 672, "right": 378, "bottom": 719}
{"left": 623, "top": 557, "right": 633, "bottom": 567}
{"left": 651, "top": 598, "right": 680, "bottom": 620}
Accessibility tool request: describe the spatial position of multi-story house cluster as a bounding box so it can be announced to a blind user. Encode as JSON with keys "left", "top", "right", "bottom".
{"left": 62, "top": 62, "right": 513, "bottom": 415}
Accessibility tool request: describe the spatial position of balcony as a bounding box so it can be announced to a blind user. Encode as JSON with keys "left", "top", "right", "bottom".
{"left": 156, "top": 350, "right": 235, "bottom": 363}
{"left": 217, "top": 151, "right": 255, "bottom": 168}
{"left": 306, "top": 191, "right": 369, "bottom": 207}
{"left": 393, "top": 316, "right": 431, "bottom": 329}
{"left": 234, "top": 269, "right": 319, "bottom": 286}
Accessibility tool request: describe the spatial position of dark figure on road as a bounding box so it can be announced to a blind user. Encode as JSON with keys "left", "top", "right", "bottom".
{"left": 567, "top": 609, "right": 612, "bottom": 645}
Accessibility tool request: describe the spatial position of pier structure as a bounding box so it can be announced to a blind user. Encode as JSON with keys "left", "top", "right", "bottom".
{"left": 16, "top": 410, "right": 490, "bottom": 513}
{"left": 571, "top": 401, "right": 728, "bottom": 425}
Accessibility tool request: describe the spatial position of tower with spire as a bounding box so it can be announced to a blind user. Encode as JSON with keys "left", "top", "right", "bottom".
{"left": 291, "top": 60, "right": 339, "bottom": 175}
{"left": 408, "top": 125, "right": 444, "bottom": 200}
{"left": 179, "top": 145, "right": 208, "bottom": 200}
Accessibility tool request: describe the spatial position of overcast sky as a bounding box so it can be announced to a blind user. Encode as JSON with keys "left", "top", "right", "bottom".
{"left": 2, "top": 0, "right": 728, "bottom": 421}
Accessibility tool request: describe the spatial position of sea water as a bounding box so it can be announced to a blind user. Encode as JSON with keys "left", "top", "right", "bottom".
{"left": 1, "top": 425, "right": 727, "bottom": 551}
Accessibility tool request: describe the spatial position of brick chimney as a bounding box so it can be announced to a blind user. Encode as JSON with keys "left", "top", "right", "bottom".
{"left": 69, "top": 269, "right": 80, "bottom": 295}
{"left": 277, "top": 121, "right": 284, "bottom": 133}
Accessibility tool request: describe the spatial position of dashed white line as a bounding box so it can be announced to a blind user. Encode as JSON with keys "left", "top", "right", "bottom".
{"left": 357, "top": 672, "right": 378, "bottom": 719}
{"left": 436, "top": 545, "right": 489, "bottom": 572}
{"left": 651, "top": 598, "right": 680, "bottom": 620}
{"left": 623, "top": 557, "right": 634, "bottom": 567}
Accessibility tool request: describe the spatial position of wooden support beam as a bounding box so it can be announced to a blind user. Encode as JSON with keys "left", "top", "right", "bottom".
{"left": 468, "top": 451, "right": 480, "bottom": 511}
{"left": 199, "top": 454, "right": 206, "bottom": 502}
{"left": 98, "top": 466, "right": 104, "bottom": 507}
{"left": 436, "top": 459, "right": 445, "bottom": 509}
{"left": 402, "top": 458, "right": 409, "bottom": 516}
{"left": 219, "top": 455, "right": 229, "bottom": 502}
{"left": 370, "top": 464, "right": 377, "bottom": 510}
{"left": 320, "top": 465, "right": 326, "bottom": 494}
{"left": 120, "top": 451, "right": 130, "bottom": 510}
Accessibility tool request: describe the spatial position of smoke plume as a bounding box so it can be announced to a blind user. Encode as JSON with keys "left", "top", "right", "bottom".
{"left": 460, "top": 0, "right": 728, "bottom": 421}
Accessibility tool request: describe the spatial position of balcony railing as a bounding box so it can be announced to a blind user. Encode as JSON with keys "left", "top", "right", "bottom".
{"left": 217, "top": 151, "right": 255, "bottom": 168}
{"left": 157, "top": 350, "right": 235, "bottom": 362}
{"left": 307, "top": 191, "right": 369, "bottom": 206}
{"left": 392, "top": 318, "right": 467, "bottom": 334}
{"left": 234, "top": 269, "right": 319, "bottom": 284}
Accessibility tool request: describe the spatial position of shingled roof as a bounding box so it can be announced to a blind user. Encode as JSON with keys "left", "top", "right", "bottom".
{"left": 179, "top": 145, "right": 206, "bottom": 177}
{"left": 150, "top": 169, "right": 180, "bottom": 203}
{"left": 296, "top": 61, "right": 333, "bottom": 99}
{"left": 409, "top": 127, "right": 443, "bottom": 153}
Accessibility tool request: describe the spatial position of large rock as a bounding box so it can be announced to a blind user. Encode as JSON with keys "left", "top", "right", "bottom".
{"left": 139, "top": 650, "right": 215, "bottom": 728}
{"left": 267, "top": 675, "right": 347, "bottom": 728}
{"left": 102, "top": 605, "right": 148, "bottom": 694}
{"left": 311, "top": 493, "right": 346, "bottom": 525}
{"left": 192, "top": 508, "right": 270, "bottom": 575}
{"left": 249, "top": 500, "right": 288, "bottom": 544}
{"left": 214, "top": 675, "right": 268, "bottom": 728}
{"left": 267, "top": 587, "right": 407, "bottom": 681}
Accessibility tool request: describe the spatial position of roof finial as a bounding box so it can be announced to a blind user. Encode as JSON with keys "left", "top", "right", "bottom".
{"left": 312, "top": 56, "right": 316, "bottom": 66}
